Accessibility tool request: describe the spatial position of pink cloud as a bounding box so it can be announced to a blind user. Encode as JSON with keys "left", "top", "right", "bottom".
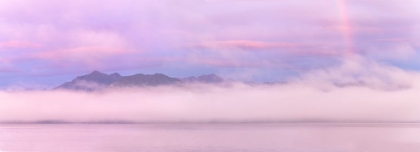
{"left": 0, "top": 0, "right": 419, "bottom": 78}
{"left": 0, "top": 41, "right": 42, "bottom": 49}
{"left": 26, "top": 46, "right": 137, "bottom": 69}
{"left": 189, "top": 40, "right": 343, "bottom": 58}
{"left": 373, "top": 38, "right": 408, "bottom": 42}
{"left": 195, "top": 40, "right": 298, "bottom": 50}
{"left": 185, "top": 57, "right": 266, "bottom": 68}
{"left": 0, "top": 66, "right": 18, "bottom": 72}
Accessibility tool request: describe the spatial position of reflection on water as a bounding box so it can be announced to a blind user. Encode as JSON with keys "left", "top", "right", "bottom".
{"left": 1, "top": 123, "right": 420, "bottom": 152}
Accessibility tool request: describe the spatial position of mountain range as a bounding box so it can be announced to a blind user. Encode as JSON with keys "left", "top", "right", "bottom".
{"left": 55, "top": 71, "right": 227, "bottom": 91}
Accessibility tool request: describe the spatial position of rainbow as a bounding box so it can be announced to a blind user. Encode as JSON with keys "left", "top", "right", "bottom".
{"left": 337, "top": 0, "right": 353, "bottom": 55}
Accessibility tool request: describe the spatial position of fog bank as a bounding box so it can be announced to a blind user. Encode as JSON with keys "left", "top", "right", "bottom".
{"left": 1, "top": 57, "right": 420, "bottom": 123}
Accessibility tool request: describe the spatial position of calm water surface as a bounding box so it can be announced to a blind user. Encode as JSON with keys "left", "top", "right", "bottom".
{"left": 1, "top": 123, "right": 420, "bottom": 152}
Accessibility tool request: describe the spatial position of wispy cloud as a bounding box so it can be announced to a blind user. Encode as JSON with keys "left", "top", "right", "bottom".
{"left": 0, "top": 0, "right": 419, "bottom": 84}
{"left": 0, "top": 41, "right": 42, "bottom": 49}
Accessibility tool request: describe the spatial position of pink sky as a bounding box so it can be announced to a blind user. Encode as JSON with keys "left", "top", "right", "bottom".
{"left": 0, "top": 0, "right": 419, "bottom": 87}
{"left": 1, "top": 0, "right": 420, "bottom": 123}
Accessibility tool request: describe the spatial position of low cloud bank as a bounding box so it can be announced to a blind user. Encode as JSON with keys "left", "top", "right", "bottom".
{"left": 1, "top": 57, "right": 420, "bottom": 123}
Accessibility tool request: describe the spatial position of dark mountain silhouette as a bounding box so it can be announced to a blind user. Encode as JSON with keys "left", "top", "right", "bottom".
{"left": 77, "top": 71, "right": 122, "bottom": 85}
{"left": 55, "top": 71, "right": 122, "bottom": 91}
{"left": 54, "top": 71, "right": 290, "bottom": 91}
{"left": 55, "top": 72, "right": 182, "bottom": 91}
{"left": 55, "top": 71, "right": 224, "bottom": 91}
{"left": 180, "top": 74, "right": 224, "bottom": 83}
{"left": 111, "top": 73, "right": 181, "bottom": 87}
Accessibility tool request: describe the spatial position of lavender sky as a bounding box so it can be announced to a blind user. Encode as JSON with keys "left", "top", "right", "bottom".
{"left": 0, "top": 0, "right": 420, "bottom": 89}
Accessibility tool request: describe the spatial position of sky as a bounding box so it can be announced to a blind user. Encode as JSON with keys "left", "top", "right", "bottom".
{"left": 0, "top": 0, "right": 420, "bottom": 89}
{"left": 1, "top": 0, "right": 420, "bottom": 123}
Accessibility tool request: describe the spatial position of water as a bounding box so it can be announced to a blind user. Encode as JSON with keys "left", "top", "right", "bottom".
{"left": 1, "top": 123, "right": 420, "bottom": 152}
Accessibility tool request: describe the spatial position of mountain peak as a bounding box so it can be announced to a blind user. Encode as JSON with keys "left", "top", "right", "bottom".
{"left": 55, "top": 71, "right": 122, "bottom": 90}
{"left": 181, "top": 74, "right": 224, "bottom": 83}
{"left": 90, "top": 70, "right": 103, "bottom": 75}
{"left": 110, "top": 73, "right": 122, "bottom": 78}
{"left": 56, "top": 72, "right": 182, "bottom": 90}
{"left": 111, "top": 73, "right": 181, "bottom": 87}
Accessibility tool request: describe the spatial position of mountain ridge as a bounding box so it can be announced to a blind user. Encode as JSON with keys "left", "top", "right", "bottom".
{"left": 55, "top": 71, "right": 227, "bottom": 91}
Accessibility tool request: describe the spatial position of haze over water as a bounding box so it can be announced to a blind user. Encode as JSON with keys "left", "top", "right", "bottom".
{"left": 1, "top": 123, "right": 420, "bottom": 152}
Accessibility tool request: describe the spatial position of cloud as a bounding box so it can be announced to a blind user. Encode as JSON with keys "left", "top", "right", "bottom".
{"left": 0, "top": 0, "right": 419, "bottom": 83}
{"left": 0, "top": 41, "right": 42, "bottom": 49}
{"left": 1, "top": 57, "right": 419, "bottom": 123}
{"left": 297, "top": 56, "right": 417, "bottom": 91}
{"left": 195, "top": 40, "right": 298, "bottom": 50}
{"left": 1, "top": 82, "right": 419, "bottom": 123}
